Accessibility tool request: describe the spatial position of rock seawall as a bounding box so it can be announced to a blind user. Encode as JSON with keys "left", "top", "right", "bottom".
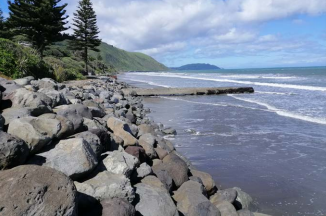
{"left": 0, "top": 76, "right": 270, "bottom": 216}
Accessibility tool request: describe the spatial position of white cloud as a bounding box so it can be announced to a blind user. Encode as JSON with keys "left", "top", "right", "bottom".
{"left": 63, "top": 0, "right": 326, "bottom": 66}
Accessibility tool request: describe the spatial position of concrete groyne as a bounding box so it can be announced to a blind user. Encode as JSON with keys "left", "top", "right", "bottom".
{"left": 122, "top": 87, "right": 254, "bottom": 97}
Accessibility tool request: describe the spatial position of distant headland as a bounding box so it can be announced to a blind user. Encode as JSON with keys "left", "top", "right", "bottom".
{"left": 170, "top": 63, "right": 221, "bottom": 70}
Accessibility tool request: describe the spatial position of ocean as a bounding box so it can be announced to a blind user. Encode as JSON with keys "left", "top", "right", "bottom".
{"left": 119, "top": 67, "right": 326, "bottom": 216}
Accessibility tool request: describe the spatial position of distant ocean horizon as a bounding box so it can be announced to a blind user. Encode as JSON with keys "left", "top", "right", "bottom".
{"left": 119, "top": 66, "right": 326, "bottom": 216}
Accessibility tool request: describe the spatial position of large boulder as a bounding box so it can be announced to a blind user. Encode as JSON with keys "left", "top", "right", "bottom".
{"left": 1, "top": 107, "right": 51, "bottom": 126}
{"left": 75, "top": 171, "right": 135, "bottom": 202}
{"left": 39, "top": 113, "right": 74, "bottom": 138}
{"left": 8, "top": 88, "right": 54, "bottom": 108}
{"left": 14, "top": 76, "right": 34, "bottom": 86}
{"left": 0, "top": 78, "right": 21, "bottom": 99}
{"left": 57, "top": 112, "right": 85, "bottom": 133}
{"left": 134, "top": 183, "right": 179, "bottom": 216}
{"left": 210, "top": 188, "right": 237, "bottom": 204}
{"left": 38, "top": 88, "right": 69, "bottom": 106}
{"left": 233, "top": 187, "right": 253, "bottom": 210}
{"left": 101, "top": 198, "right": 136, "bottom": 216}
{"left": 173, "top": 181, "right": 219, "bottom": 216}
{"left": 162, "top": 153, "right": 189, "bottom": 187}
{"left": 55, "top": 104, "right": 93, "bottom": 119}
{"left": 137, "top": 124, "right": 155, "bottom": 137}
{"left": 139, "top": 133, "right": 157, "bottom": 159}
{"left": 0, "top": 131, "right": 29, "bottom": 170}
{"left": 0, "top": 165, "right": 78, "bottom": 216}
{"left": 125, "top": 146, "right": 147, "bottom": 163}
{"left": 8, "top": 117, "right": 61, "bottom": 154}
{"left": 238, "top": 209, "right": 255, "bottom": 216}
{"left": 29, "top": 138, "right": 98, "bottom": 180}
{"left": 141, "top": 175, "right": 167, "bottom": 191}
{"left": 69, "top": 131, "right": 103, "bottom": 158}
{"left": 152, "top": 164, "right": 174, "bottom": 192}
{"left": 173, "top": 180, "right": 207, "bottom": 202}
{"left": 101, "top": 151, "right": 139, "bottom": 177}
{"left": 32, "top": 78, "right": 60, "bottom": 90}
{"left": 107, "top": 117, "right": 138, "bottom": 146}
{"left": 191, "top": 169, "right": 217, "bottom": 195}
{"left": 214, "top": 200, "right": 238, "bottom": 216}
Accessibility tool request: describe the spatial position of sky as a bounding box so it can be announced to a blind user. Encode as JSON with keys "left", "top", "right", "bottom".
{"left": 1, "top": 0, "right": 326, "bottom": 69}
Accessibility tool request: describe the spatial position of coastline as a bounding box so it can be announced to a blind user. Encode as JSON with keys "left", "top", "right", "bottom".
{"left": 0, "top": 75, "right": 269, "bottom": 216}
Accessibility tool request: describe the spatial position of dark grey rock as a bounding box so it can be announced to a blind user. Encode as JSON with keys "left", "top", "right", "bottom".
{"left": 134, "top": 183, "right": 179, "bottom": 216}
{"left": 55, "top": 104, "right": 93, "bottom": 119}
{"left": 69, "top": 131, "right": 103, "bottom": 158}
{"left": 29, "top": 138, "right": 98, "bottom": 180}
{"left": 101, "top": 198, "right": 136, "bottom": 216}
{"left": 0, "top": 165, "right": 78, "bottom": 216}
{"left": 162, "top": 153, "right": 189, "bottom": 187}
{"left": 0, "top": 131, "right": 29, "bottom": 170}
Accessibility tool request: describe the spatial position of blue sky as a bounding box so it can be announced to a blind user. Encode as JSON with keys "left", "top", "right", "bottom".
{"left": 1, "top": 0, "right": 326, "bottom": 69}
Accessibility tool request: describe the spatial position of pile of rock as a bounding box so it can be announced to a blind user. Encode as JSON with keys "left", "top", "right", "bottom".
{"left": 0, "top": 76, "right": 270, "bottom": 216}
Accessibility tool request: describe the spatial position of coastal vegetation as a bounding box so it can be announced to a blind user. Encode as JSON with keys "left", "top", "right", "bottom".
{"left": 0, "top": 1, "right": 167, "bottom": 81}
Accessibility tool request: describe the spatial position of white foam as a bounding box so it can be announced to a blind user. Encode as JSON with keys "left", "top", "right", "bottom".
{"left": 255, "top": 91, "right": 296, "bottom": 95}
{"left": 127, "top": 78, "right": 171, "bottom": 88}
{"left": 220, "top": 75, "right": 296, "bottom": 79}
{"left": 134, "top": 73, "right": 326, "bottom": 92}
{"left": 230, "top": 95, "right": 326, "bottom": 125}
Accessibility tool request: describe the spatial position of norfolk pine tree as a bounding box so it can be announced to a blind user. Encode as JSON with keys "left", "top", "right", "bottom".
{"left": 70, "top": 0, "right": 101, "bottom": 74}
{"left": 7, "top": 0, "right": 69, "bottom": 58}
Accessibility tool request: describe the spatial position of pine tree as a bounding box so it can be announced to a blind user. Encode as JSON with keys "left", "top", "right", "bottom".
{"left": 70, "top": 0, "right": 101, "bottom": 74}
{"left": 0, "top": 8, "right": 6, "bottom": 38}
{"left": 7, "top": 0, "right": 69, "bottom": 58}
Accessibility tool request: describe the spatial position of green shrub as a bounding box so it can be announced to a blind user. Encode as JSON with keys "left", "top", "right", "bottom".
{"left": 0, "top": 38, "right": 54, "bottom": 79}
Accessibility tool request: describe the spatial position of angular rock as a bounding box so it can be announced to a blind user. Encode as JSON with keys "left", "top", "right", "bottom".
{"left": 107, "top": 131, "right": 124, "bottom": 151}
{"left": 38, "top": 88, "right": 69, "bottom": 106}
{"left": 55, "top": 104, "right": 93, "bottom": 119}
{"left": 135, "top": 162, "right": 152, "bottom": 178}
{"left": 101, "top": 198, "right": 136, "bottom": 216}
{"left": 0, "top": 78, "right": 21, "bottom": 99}
{"left": 29, "top": 138, "right": 98, "bottom": 180}
{"left": 58, "top": 112, "right": 85, "bottom": 133}
{"left": 162, "top": 127, "right": 177, "bottom": 135}
{"left": 70, "top": 131, "right": 102, "bottom": 157}
{"left": 173, "top": 180, "right": 207, "bottom": 202}
{"left": 214, "top": 200, "right": 238, "bottom": 216}
{"left": 32, "top": 78, "right": 59, "bottom": 90}
{"left": 210, "top": 188, "right": 237, "bottom": 204}
{"left": 174, "top": 183, "right": 220, "bottom": 216}
{"left": 88, "top": 129, "right": 111, "bottom": 151}
{"left": 0, "top": 165, "right": 78, "bottom": 216}
{"left": 155, "top": 147, "right": 168, "bottom": 160}
{"left": 14, "top": 76, "right": 34, "bottom": 86}
{"left": 8, "top": 117, "right": 61, "bottom": 154}
{"left": 141, "top": 175, "right": 166, "bottom": 191}
{"left": 39, "top": 113, "right": 74, "bottom": 138}
{"left": 9, "top": 88, "right": 54, "bottom": 108}
{"left": 107, "top": 117, "right": 138, "bottom": 146}
{"left": 0, "top": 131, "right": 29, "bottom": 169}
{"left": 1, "top": 107, "right": 51, "bottom": 126}
{"left": 138, "top": 124, "right": 155, "bottom": 137}
{"left": 191, "top": 169, "right": 217, "bottom": 195}
{"left": 233, "top": 187, "right": 253, "bottom": 210}
{"left": 135, "top": 183, "right": 179, "bottom": 216}
{"left": 75, "top": 171, "right": 135, "bottom": 202}
{"left": 102, "top": 151, "right": 139, "bottom": 177}
{"left": 152, "top": 164, "right": 173, "bottom": 192}
{"left": 139, "top": 133, "right": 157, "bottom": 159}
{"left": 83, "top": 117, "right": 107, "bottom": 131}
{"left": 125, "top": 146, "right": 147, "bottom": 163}
{"left": 162, "top": 153, "right": 189, "bottom": 187}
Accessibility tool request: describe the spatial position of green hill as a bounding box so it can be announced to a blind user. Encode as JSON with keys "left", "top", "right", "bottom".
{"left": 171, "top": 63, "right": 220, "bottom": 70}
{"left": 92, "top": 43, "right": 168, "bottom": 72}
